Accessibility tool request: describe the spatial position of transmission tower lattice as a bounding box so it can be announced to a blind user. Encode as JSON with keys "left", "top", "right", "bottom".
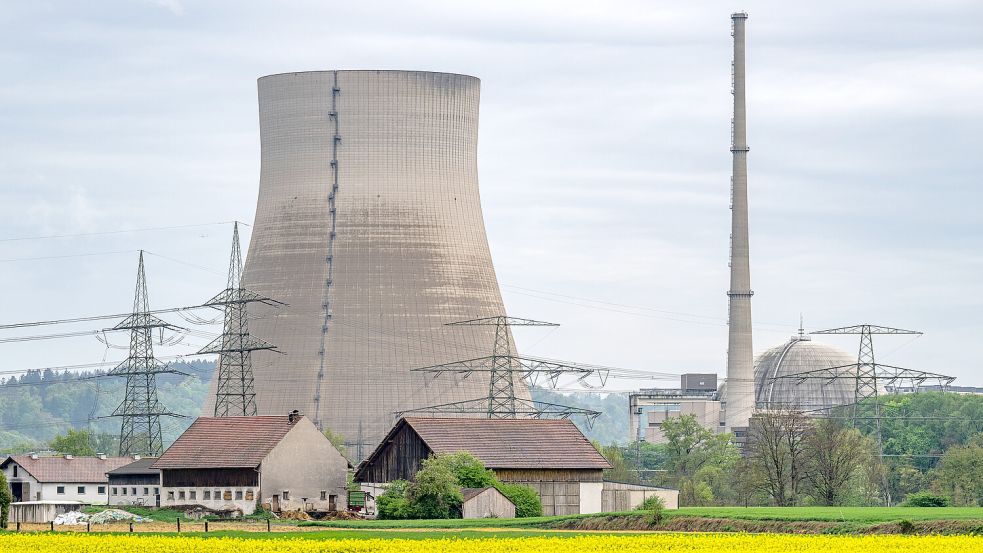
{"left": 397, "top": 316, "right": 606, "bottom": 425}
{"left": 106, "top": 251, "right": 185, "bottom": 456}
{"left": 199, "top": 222, "right": 282, "bottom": 417}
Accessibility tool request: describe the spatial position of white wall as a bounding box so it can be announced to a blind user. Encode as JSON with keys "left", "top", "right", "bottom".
{"left": 108, "top": 483, "right": 160, "bottom": 506}
{"left": 579, "top": 482, "right": 604, "bottom": 514}
{"left": 39, "top": 482, "right": 108, "bottom": 504}
{"left": 260, "top": 417, "right": 348, "bottom": 512}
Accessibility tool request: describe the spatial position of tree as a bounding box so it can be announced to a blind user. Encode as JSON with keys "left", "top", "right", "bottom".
{"left": 322, "top": 427, "right": 349, "bottom": 459}
{"left": 495, "top": 482, "right": 543, "bottom": 517}
{"left": 747, "top": 407, "right": 808, "bottom": 506}
{"left": 406, "top": 455, "right": 464, "bottom": 519}
{"left": 803, "top": 417, "right": 866, "bottom": 506}
{"left": 376, "top": 480, "right": 414, "bottom": 519}
{"left": 593, "top": 441, "right": 635, "bottom": 483}
{"left": 0, "top": 470, "right": 11, "bottom": 529}
{"left": 933, "top": 433, "right": 983, "bottom": 506}
{"left": 661, "top": 415, "right": 739, "bottom": 505}
{"left": 435, "top": 452, "right": 497, "bottom": 488}
{"left": 49, "top": 428, "right": 97, "bottom": 456}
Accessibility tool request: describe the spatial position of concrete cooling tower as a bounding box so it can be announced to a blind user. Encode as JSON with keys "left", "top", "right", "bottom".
{"left": 204, "top": 70, "right": 525, "bottom": 457}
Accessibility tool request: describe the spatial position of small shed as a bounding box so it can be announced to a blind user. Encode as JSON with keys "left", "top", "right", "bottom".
{"left": 9, "top": 501, "right": 85, "bottom": 523}
{"left": 461, "top": 487, "right": 515, "bottom": 519}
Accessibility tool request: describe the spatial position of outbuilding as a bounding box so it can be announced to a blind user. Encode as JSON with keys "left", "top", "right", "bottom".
{"left": 354, "top": 417, "right": 611, "bottom": 515}
{"left": 461, "top": 487, "right": 515, "bottom": 519}
{"left": 106, "top": 456, "right": 161, "bottom": 507}
{"left": 1, "top": 454, "right": 133, "bottom": 504}
{"left": 151, "top": 412, "right": 348, "bottom": 515}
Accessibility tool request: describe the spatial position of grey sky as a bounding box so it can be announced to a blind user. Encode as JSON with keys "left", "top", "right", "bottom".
{"left": 1, "top": 0, "right": 981, "bottom": 387}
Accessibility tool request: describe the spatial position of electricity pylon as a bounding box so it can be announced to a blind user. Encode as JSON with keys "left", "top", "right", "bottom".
{"left": 199, "top": 222, "right": 282, "bottom": 416}
{"left": 397, "top": 316, "right": 604, "bottom": 425}
{"left": 107, "top": 251, "right": 185, "bottom": 456}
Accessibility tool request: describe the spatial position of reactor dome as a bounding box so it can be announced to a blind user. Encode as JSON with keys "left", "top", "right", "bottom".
{"left": 753, "top": 333, "right": 857, "bottom": 412}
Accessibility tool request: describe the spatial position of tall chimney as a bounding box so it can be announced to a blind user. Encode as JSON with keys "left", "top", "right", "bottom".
{"left": 725, "top": 11, "right": 754, "bottom": 433}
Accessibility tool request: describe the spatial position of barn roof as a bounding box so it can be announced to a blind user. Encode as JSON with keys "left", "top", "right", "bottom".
{"left": 358, "top": 417, "right": 610, "bottom": 477}
{"left": 1, "top": 455, "right": 133, "bottom": 483}
{"left": 151, "top": 416, "right": 300, "bottom": 469}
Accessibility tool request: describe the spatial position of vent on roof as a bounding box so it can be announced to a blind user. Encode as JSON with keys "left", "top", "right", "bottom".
{"left": 97, "top": 453, "right": 107, "bottom": 460}
{"left": 30, "top": 453, "right": 39, "bottom": 460}
{"left": 64, "top": 454, "right": 73, "bottom": 460}
{"left": 288, "top": 410, "right": 302, "bottom": 424}
{"left": 133, "top": 454, "right": 142, "bottom": 461}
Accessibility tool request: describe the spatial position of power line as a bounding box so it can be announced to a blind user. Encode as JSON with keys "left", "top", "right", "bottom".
{"left": 0, "top": 250, "right": 136, "bottom": 264}
{"left": 0, "top": 221, "right": 246, "bottom": 243}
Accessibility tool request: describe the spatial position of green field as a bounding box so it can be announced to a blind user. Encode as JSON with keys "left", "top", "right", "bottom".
{"left": 300, "top": 506, "right": 983, "bottom": 529}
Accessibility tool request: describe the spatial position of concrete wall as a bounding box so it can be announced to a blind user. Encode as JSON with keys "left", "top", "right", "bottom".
{"left": 260, "top": 417, "right": 348, "bottom": 512}
{"left": 579, "top": 482, "right": 603, "bottom": 514}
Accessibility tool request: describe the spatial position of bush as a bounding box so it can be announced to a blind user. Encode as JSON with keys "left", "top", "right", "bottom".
{"left": 642, "top": 495, "right": 665, "bottom": 525}
{"left": 440, "top": 452, "right": 497, "bottom": 488}
{"left": 494, "top": 482, "right": 543, "bottom": 518}
{"left": 0, "top": 470, "right": 11, "bottom": 529}
{"left": 902, "top": 491, "right": 949, "bottom": 507}
{"left": 377, "top": 480, "right": 414, "bottom": 520}
{"left": 406, "top": 456, "right": 464, "bottom": 519}
{"left": 898, "top": 519, "right": 916, "bottom": 534}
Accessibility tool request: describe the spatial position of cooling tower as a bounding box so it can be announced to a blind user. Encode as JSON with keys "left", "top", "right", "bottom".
{"left": 204, "top": 70, "right": 523, "bottom": 457}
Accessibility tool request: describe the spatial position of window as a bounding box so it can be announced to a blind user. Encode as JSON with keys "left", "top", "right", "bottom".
{"left": 12, "top": 466, "right": 17, "bottom": 477}
{"left": 178, "top": 491, "right": 186, "bottom": 500}
{"left": 190, "top": 490, "right": 196, "bottom": 500}
{"left": 112, "top": 487, "right": 118, "bottom": 495}
{"left": 154, "top": 488, "right": 160, "bottom": 496}
{"left": 57, "top": 486, "right": 65, "bottom": 494}
{"left": 320, "top": 491, "right": 327, "bottom": 501}
{"left": 204, "top": 490, "right": 211, "bottom": 500}
{"left": 213, "top": 490, "right": 220, "bottom": 500}
{"left": 98, "top": 486, "right": 106, "bottom": 494}
{"left": 167, "top": 491, "right": 174, "bottom": 500}
{"left": 131, "top": 487, "right": 137, "bottom": 496}
{"left": 122, "top": 488, "right": 127, "bottom": 495}
{"left": 78, "top": 486, "right": 86, "bottom": 494}
{"left": 282, "top": 490, "right": 290, "bottom": 500}
{"left": 144, "top": 488, "right": 149, "bottom": 496}
{"left": 235, "top": 490, "right": 243, "bottom": 500}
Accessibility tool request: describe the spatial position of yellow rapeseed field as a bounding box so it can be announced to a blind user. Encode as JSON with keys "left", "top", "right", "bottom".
{"left": 0, "top": 533, "right": 981, "bottom": 552}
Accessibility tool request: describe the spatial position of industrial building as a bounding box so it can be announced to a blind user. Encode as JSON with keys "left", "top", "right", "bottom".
{"left": 629, "top": 374, "right": 722, "bottom": 444}
{"left": 204, "top": 70, "right": 522, "bottom": 458}
{"left": 152, "top": 412, "right": 348, "bottom": 515}
{"left": 753, "top": 331, "right": 857, "bottom": 412}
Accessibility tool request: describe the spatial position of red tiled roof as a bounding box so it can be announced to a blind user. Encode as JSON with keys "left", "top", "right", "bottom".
{"left": 402, "top": 417, "right": 611, "bottom": 470}
{"left": 151, "top": 416, "right": 298, "bottom": 469}
{"left": 2, "top": 455, "right": 133, "bottom": 483}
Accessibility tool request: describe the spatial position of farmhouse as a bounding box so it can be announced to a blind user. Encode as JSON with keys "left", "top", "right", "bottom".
{"left": 151, "top": 412, "right": 348, "bottom": 515}
{"left": 106, "top": 456, "right": 161, "bottom": 507}
{"left": 1, "top": 454, "right": 133, "bottom": 504}
{"left": 354, "top": 417, "right": 612, "bottom": 515}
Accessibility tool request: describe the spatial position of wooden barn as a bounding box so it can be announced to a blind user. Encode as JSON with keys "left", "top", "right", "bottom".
{"left": 151, "top": 412, "right": 348, "bottom": 515}
{"left": 354, "top": 417, "right": 611, "bottom": 515}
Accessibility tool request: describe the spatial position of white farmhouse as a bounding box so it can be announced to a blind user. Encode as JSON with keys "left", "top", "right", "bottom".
{"left": 1, "top": 454, "right": 134, "bottom": 504}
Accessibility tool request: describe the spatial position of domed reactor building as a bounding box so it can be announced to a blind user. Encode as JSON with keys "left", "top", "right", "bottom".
{"left": 204, "top": 71, "right": 525, "bottom": 456}
{"left": 753, "top": 330, "right": 856, "bottom": 412}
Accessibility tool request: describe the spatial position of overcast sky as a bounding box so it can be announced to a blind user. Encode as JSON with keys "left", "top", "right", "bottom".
{"left": 1, "top": 1, "right": 981, "bottom": 388}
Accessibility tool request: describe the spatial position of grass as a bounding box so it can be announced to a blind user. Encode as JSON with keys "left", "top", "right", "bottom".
{"left": 670, "top": 507, "right": 983, "bottom": 522}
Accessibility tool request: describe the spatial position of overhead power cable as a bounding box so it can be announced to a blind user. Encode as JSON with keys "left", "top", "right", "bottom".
{"left": 0, "top": 221, "right": 247, "bottom": 243}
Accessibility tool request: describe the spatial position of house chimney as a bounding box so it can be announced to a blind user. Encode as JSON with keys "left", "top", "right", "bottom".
{"left": 288, "top": 410, "right": 301, "bottom": 424}
{"left": 64, "top": 454, "right": 73, "bottom": 460}
{"left": 133, "top": 454, "right": 141, "bottom": 461}
{"left": 30, "top": 453, "right": 39, "bottom": 460}
{"left": 97, "top": 453, "right": 107, "bottom": 460}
